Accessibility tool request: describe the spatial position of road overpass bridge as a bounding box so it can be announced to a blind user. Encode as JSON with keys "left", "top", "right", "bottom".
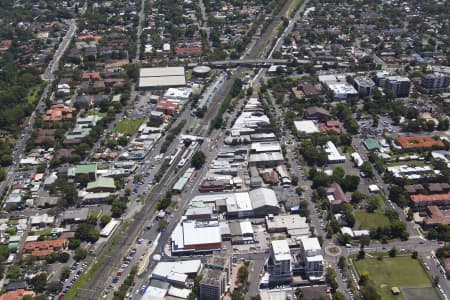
{"left": 206, "top": 58, "right": 311, "bottom": 68}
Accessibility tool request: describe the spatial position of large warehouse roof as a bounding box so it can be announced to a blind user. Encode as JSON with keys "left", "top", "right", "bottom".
{"left": 139, "top": 67, "right": 186, "bottom": 88}
{"left": 249, "top": 188, "right": 278, "bottom": 209}
{"left": 190, "top": 188, "right": 279, "bottom": 212}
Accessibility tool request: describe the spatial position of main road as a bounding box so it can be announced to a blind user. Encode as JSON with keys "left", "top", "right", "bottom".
{"left": 83, "top": 0, "right": 314, "bottom": 298}
{"left": 0, "top": 18, "right": 78, "bottom": 199}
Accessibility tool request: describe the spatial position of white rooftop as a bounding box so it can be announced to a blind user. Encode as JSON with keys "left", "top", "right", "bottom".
{"left": 294, "top": 120, "right": 319, "bottom": 134}
{"left": 300, "top": 237, "right": 321, "bottom": 252}
{"left": 140, "top": 66, "right": 185, "bottom": 77}
{"left": 171, "top": 218, "right": 221, "bottom": 251}
{"left": 306, "top": 254, "right": 324, "bottom": 262}
{"left": 325, "top": 141, "right": 346, "bottom": 162}
{"left": 271, "top": 240, "right": 291, "bottom": 261}
{"left": 240, "top": 221, "right": 253, "bottom": 235}
{"left": 139, "top": 67, "right": 186, "bottom": 88}
{"left": 226, "top": 192, "right": 252, "bottom": 213}
{"left": 251, "top": 142, "right": 282, "bottom": 153}
{"left": 152, "top": 260, "right": 201, "bottom": 279}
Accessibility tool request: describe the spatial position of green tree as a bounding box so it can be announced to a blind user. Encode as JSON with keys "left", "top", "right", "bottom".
{"left": 75, "top": 223, "right": 100, "bottom": 243}
{"left": 411, "top": 251, "right": 418, "bottom": 259}
{"left": 238, "top": 265, "right": 249, "bottom": 285}
{"left": 6, "top": 265, "right": 21, "bottom": 281}
{"left": 389, "top": 247, "right": 397, "bottom": 257}
{"left": 68, "top": 239, "right": 81, "bottom": 250}
{"left": 60, "top": 267, "right": 70, "bottom": 281}
{"left": 29, "top": 272, "right": 47, "bottom": 293}
{"left": 325, "top": 268, "right": 338, "bottom": 291}
{"left": 57, "top": 252, "right": 70, "bottom": 263}
{"left": 361, "top": 161, "right": 373, "bottom": 178}
{"left": 100, "top": 214, "right": 112, "bottom": 227}
{"left": 366, "top": 197, "right": 379, "bottom": 213}
{"left": 341, "top": 175, "right": 360, "bottom": 192}
{"left": 361, "top": 284, "right": 382, "bottom": 300}
{"left": 74, "top": 248, "right": 88, "bottom": 261}
{"left": 351, "top": 191, "right": 366, "bottom": 204}
{"left": 191, "top": 151, "right": 206, "bottom": 169}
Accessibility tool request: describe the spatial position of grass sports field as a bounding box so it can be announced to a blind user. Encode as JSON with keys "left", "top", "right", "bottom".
{"left": 354, "top": 256, "right": 432, "bottom": 300}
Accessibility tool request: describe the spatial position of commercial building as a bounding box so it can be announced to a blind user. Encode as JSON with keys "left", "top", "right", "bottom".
{"left": 268, "top": 240, "right": 292, "bottom": 284}
{"left": 231, "top": 98, "right": 271, "bottom": 136}
{"left": 200, "top": 269, "right": 227, "bottom": 300}
{"left": 68, "top": 163, "right": 97, "bottom": 180}
{"left": 171, "top": 218, "right": 222, "bottom": 255}
{"left": 139, "top": 67, "right": 186, "bottom": 89}
{"left": 189, "top": 188, "right": 280, "bottom": 219}
{"left": 250, "top": 142, "right": 282, "bottom": 153}
{"left": 421, "top": 73, "right": 450, "bottom": 91}
{"left": 318, "top": 120, "right": 341, "bottom": 134}
{"left": 155, "top": 100, "right": 179, "bottom": 115}
{"left": 384, "top": 76, "right": 410, "bottom": 98}
{"left": 294, "top": 120, "right": 319, "bottom": 135}
{"left": 327, "top": 182, "right": 349, "bottom": 210}
{"left": 318, "top": 74, "right": 358, "bottom": 100}
{"left": 149, "top": 111, "right": 164, "bottom": 126}
{"left": 293, "top": 80, "right": 321, "bottom": 99}
{"left": 152, "top": 260, "right": 202, "bottom": 287}
{"left": 363, "top": 138, "right": 381, "bottom": 151}
{"left": 199, "top": 255, "right": 231, "bottom": 300}
{"left": 324, "top": 141, "right": 346, "bottom": 163}
{"left": 227, "top": 221, "right": 254, "bottom": 244}
{"left": 248, "top": 152, "right": 284, "bottom": 167}
{"left": 353, "top": 76, "right": 376, "bottom": 95}
{"left": 163, "top": 87, "right": 192, "bottom": 102}
{"left": 265, "top": 214, "right": 309, "bottom": 238}
{"left": 86, "top": 177, "right": 116, "bottom": 193}
{"left": 298, "top": 237, "right": 324, "bottom": 280}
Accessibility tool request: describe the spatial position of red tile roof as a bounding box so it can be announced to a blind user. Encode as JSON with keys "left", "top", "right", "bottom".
{"left": 82, "top": 72, "right": 101, "bottom": 80}
{"left": 43, "top": 104, "right": 75, "bottom": 122}
{"left": 23, "top": 239, "right": 67, "bottom": 257}
{"left": 318, "top": 120, "right": 341, "bottom": 133}
{"left": 77, "top": 34, "right": 102, "bottom": 41}
{"left": 175, "top": 47, "right": 203, "bottom": 57}
{"left": 327, "top": 182, "right": 348, "bottom": 205}
{"left": 396, "top": 135, "right": 444, "bottom": 150}
{"left": 411, "top": 193, "right": 450, "bottom": 204}
{"left": 155, "top": 100, "right": 179, "bottom": 115}
{"left": 0, "top": 289, "right": 35, "bottom": 300}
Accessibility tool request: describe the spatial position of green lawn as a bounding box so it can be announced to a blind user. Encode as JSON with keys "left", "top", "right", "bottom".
{"left": 87, "top": 110, "right": 107, "bottom": 118}
{"left": 355, "top": 210, "right": 390, "bottom": 230}
{"left": 26, "top": 82, "right": 46, "bottom": 105}
{"left": 114, "top": 118, "right": 144, "bottom": 136}
{"left": 32, "top": 227, "right": 52, "bottom": 236}
{"left": 354, "top": 256, "right": 432, "bottom": 300}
